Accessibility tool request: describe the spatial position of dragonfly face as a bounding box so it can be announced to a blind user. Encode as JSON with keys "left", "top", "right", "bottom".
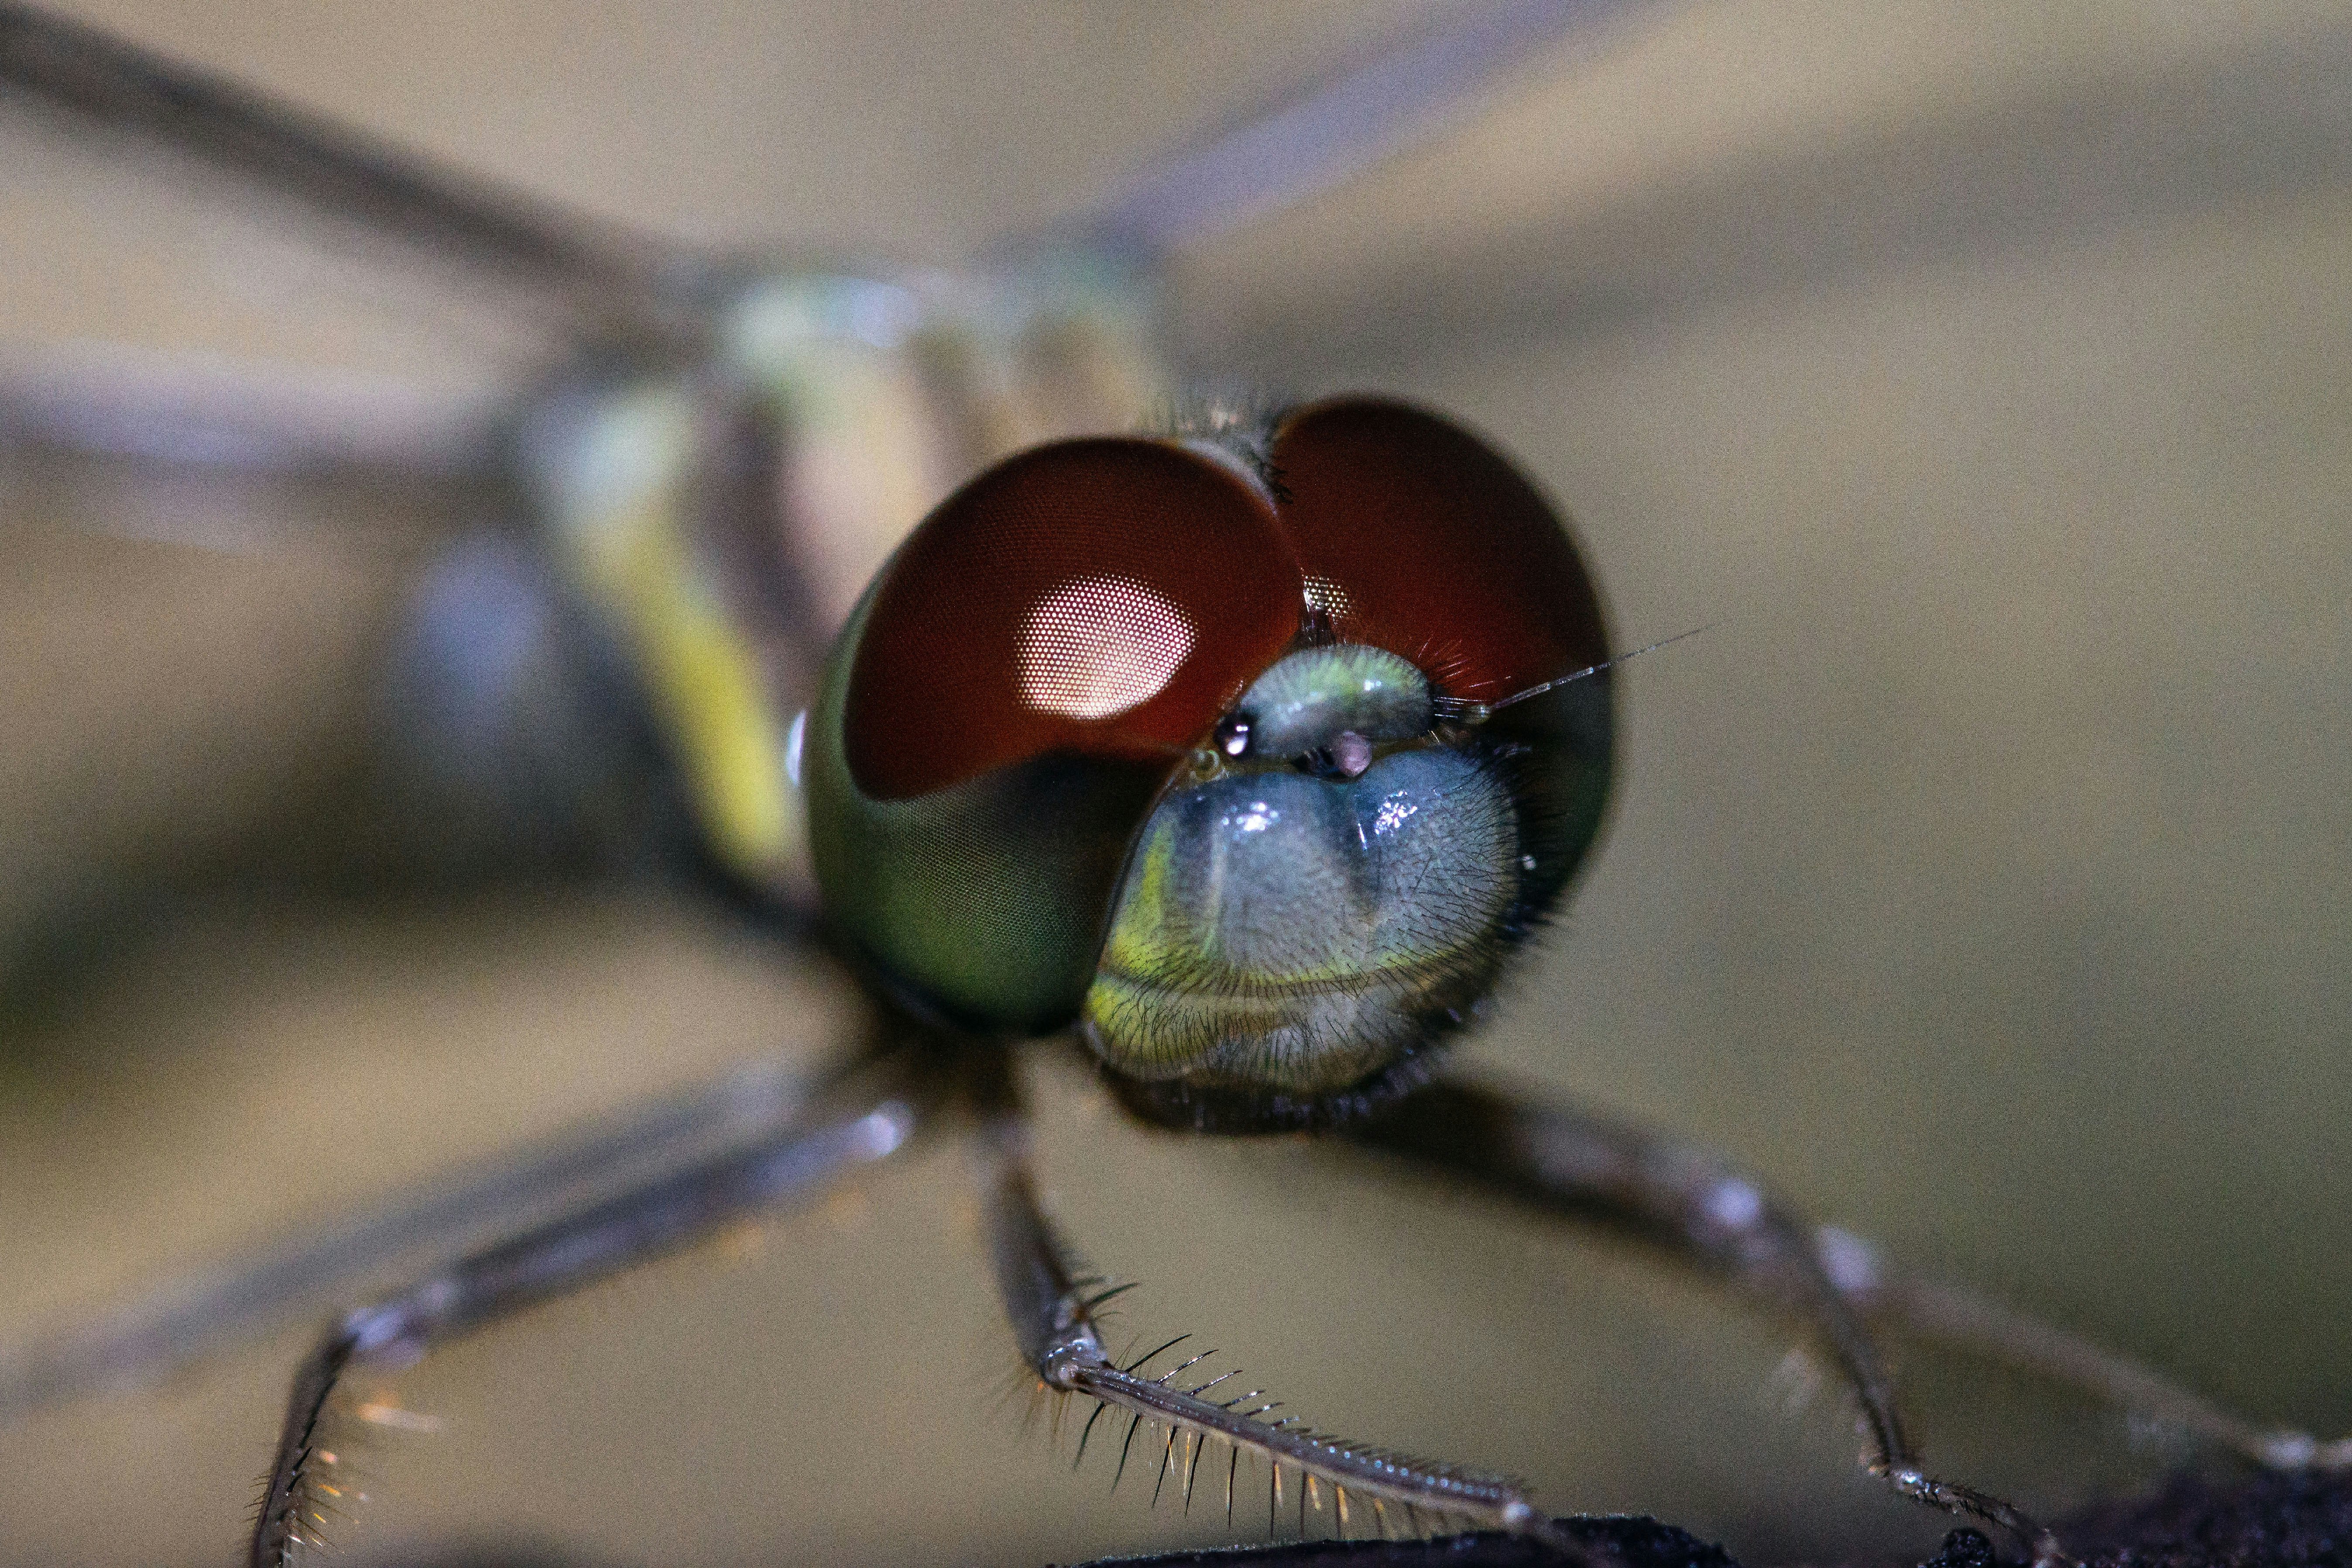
{"left": 808, "top": 397, "right": 1612, "bottom": 1125}
{"left": 4, "top": 6, "right": 2352, "bottom": 1566}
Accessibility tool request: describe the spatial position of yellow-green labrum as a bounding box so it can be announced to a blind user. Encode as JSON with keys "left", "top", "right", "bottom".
{"left": 1083, "top": 746, "right": 1518, "bottom": 1095}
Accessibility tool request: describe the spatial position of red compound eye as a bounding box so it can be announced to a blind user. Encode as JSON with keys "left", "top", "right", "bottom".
{"left": 840, "top": 402, "right": 1605, "bottom": 804}
{"left": 1270, "top": 398, "right": 1608, "bottom": 703}
{"left": 843, "top": 439, "right": 1303, "bottom": 801}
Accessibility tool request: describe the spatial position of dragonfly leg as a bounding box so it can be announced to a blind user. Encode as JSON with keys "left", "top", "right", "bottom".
{"left": 2, "top": 1047, "right": 883, "bottom": 1421}
{"left": 1351, "top": 1079, "right": 2070, "bottom": 1567}
{"left": 967, "top": 1046, "right": 1599, "bottom": 1562}
{"left": 1857, "top": 1264, "right": 2352, "bottom": 1473}
{"left": 247, "top": 1048, "right": 940, "bottom": 1568}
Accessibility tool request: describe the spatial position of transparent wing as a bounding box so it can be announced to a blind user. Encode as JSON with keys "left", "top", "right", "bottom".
{"left": 0, "top": 0, "right": 703, "bottom": 341}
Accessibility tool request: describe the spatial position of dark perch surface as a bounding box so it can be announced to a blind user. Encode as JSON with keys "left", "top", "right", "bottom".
{"left": 1068, "top": 1471, "right": 2352, "bottom": 1568}
{"left": 2054, "top": 1471, "right": 2352, "bottom": 1567}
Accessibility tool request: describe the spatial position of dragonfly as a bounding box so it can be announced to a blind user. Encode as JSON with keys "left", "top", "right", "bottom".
{"left": 2, "top": 4, "right": 2350, "bottom": 1565}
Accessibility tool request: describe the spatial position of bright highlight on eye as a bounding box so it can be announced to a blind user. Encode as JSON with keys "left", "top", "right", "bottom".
{"left": 1016, "top": 575, "right": 1196, "bottom": 721}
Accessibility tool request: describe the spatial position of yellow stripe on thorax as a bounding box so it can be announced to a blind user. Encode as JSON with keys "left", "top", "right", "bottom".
{"left": 540, "top": 385, "right": 798, "bottom": 883}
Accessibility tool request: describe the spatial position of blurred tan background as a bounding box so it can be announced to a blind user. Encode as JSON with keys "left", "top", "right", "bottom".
{"left": 2, "top": 3, "right": 2349, "bottom": 1565}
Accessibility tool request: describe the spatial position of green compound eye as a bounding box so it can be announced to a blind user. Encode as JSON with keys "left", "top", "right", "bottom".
{"left": 802, "top": 397, "right": 1614, "bottom": 1130}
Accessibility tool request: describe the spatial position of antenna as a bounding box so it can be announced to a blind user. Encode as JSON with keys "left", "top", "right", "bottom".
{"left": 1439, "top": 623, "right": 1713, "bottom": 723}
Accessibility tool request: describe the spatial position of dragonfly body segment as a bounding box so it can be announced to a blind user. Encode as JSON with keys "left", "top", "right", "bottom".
{"left": 384, "top": 267, "right": 1165, "bottom": 906}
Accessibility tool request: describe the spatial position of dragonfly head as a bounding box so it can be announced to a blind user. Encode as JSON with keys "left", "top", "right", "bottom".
{"left": 803, "top": 398, "right": 1615, "bottom": 1131}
